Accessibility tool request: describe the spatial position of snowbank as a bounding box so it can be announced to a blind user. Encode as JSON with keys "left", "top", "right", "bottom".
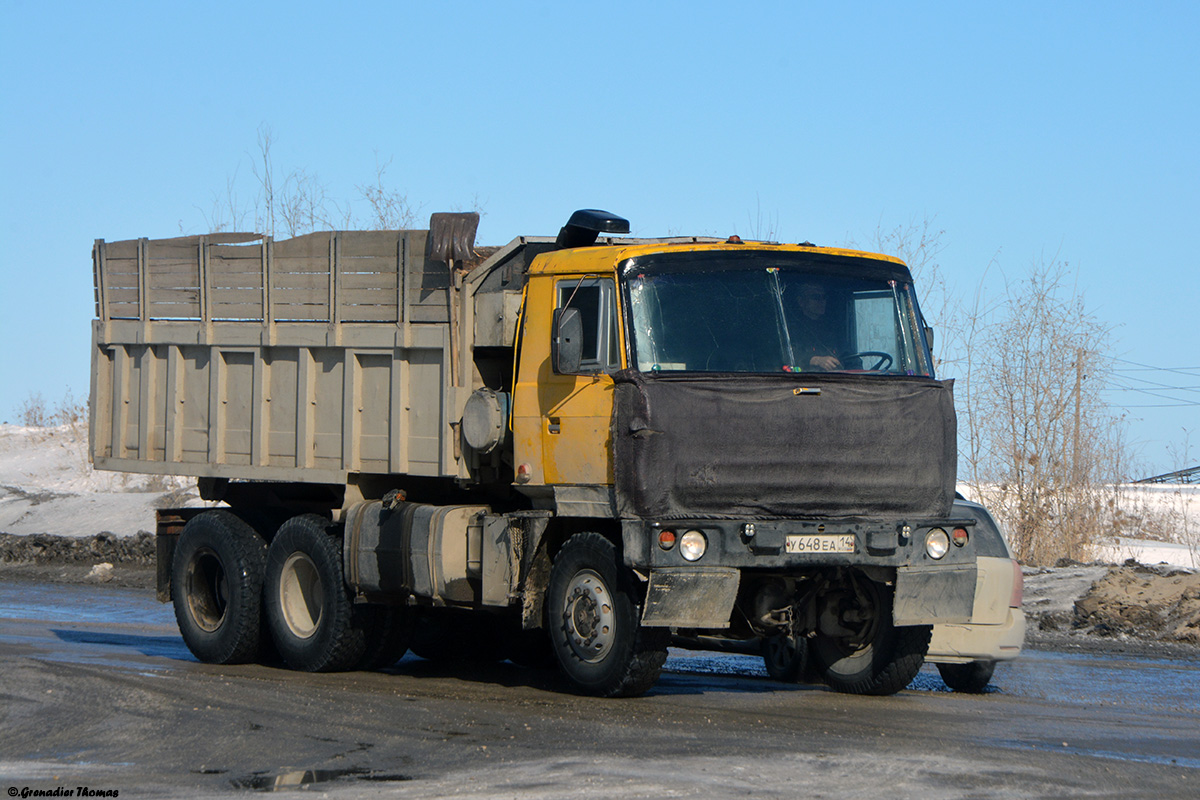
{"left": 1093, "top": 538, "right": 1198, "bottom": 570}
{"left": 0, "top": 423, "right": 205, "bottom": 539}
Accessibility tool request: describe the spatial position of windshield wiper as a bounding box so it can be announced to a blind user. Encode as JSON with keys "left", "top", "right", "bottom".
{"left": 767, "top": 268, "right": 797, "bottom": 371}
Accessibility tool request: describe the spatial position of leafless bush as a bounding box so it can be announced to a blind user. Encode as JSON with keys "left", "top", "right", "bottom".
{"left": 14, "top": 390, "right": 87, "bottom": 429}
{"left": 15, "top": 392, "right": 51, "bottom": 427}
{"left": 54, "top": 389, "right": 88, "bottom": 428}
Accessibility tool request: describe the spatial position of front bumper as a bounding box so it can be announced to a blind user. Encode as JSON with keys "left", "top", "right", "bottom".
{"left": 626, "top": 516, "right": 987, "bottom": 571}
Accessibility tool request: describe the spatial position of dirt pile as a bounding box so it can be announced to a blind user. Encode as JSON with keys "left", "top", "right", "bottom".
{"left": 1073, "top": 561, "right": 1200, "bottom": 644}
{"left": 0, "top": 530, "right": 156, "bottom": 565}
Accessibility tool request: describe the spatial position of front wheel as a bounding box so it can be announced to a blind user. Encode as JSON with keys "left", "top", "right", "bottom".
{"left": 811, "top": 578, "right": 930, "bottom": 695}
{"left": 547, "top": 533, "right": 667, "bottom": 697}
{"left": 264, "top": 515, "right": 366, "bottom": 672}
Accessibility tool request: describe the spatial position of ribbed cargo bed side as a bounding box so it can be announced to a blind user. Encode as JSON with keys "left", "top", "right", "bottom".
{"left": 89, "top": 230, "right": 463, "bottom": 484}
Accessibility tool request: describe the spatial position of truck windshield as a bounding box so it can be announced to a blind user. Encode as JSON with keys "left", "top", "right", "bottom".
{"left": 624, "top": 253, "right": 933, "bottom": 376}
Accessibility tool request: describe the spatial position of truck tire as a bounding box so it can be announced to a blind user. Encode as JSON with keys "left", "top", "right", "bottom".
{"left": 811, "top": 579, "right": 931, "bottom": 696}
{"left": 937, "top": 660, "right": 996, "bottom": 693}
{"left": 762, "top": 633, "right": 808, "bottom": 683}
{"left": 356, "top": 605, "right": 413, "bottom": 670}
{"left": 264, "top": 515, "right": 366, "bottom": 672}
{"left": 171, "top": 510, "right": 268, "bottom": 665}
{"left": 547, "top": 532, "right": 668, "bottom": 697}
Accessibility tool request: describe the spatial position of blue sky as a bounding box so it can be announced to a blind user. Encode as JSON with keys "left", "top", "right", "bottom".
{"left": 1, "top": 1, "right": 1196, "bottom": 474}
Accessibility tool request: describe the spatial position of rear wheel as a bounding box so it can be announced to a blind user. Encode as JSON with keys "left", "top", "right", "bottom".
{"left": 547, "top": 533, "right": 668, "bottom": 697}
{"left": 264, "top": 515, "right": 366, "bottom": 672}
{"left": 811, "top": 577, "right": 930, "bottom": 695}
{"left": 356, "top": 604, "right": 414, "bottom": 669}
{"left": 171, "top": 510, "right": 267, "bottom": 665}
{"left": 937, "top": 660, "right": 996, "bottom": 693}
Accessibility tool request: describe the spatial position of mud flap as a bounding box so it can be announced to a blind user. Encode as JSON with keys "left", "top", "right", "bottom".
{"left": 640, "top": 567, "right": 740, "bottom": 628}
{"left": 893, "top": 564, "right": 977, "bottom": 625}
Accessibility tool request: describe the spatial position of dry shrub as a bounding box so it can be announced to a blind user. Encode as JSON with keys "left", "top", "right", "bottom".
{"left": 16, "top": 392, "right": 51, "bottom": 427}
{"left": 14, "top": 390, "right": 87, "bottom": 429}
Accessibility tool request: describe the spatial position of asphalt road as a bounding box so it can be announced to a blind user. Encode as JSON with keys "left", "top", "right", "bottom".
{"left": 1, "top": 580, "right": 1197, "bottom": 799}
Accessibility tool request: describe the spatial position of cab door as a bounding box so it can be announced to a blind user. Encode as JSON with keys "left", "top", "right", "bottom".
{"left": 513, "top": 275, "right": 622, "bottom": 486}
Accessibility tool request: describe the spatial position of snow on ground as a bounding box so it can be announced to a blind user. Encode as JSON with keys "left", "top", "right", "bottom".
{"left": 0, "top": 423, "right": 204, "bottom": 538}
{"left": 1093, "top": 538, "right": 1198, "bottom": 570}
{"left": 958, "top": 481, "right": 1200, "bottom": 569}
{"left": 1099, "top": 483, "right": 1200, "bottom": 569}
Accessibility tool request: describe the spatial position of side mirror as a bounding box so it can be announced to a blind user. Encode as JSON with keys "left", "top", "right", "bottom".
{"left": 924, "top": 325, "right": 935, "bottom": 353}
{"left": 552, "top": 307, "right": 583, "bottom": 374}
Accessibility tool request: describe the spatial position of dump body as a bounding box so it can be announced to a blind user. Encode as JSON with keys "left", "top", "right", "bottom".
{"left": 90, "top": 230, "right": 483, "bottom": 484}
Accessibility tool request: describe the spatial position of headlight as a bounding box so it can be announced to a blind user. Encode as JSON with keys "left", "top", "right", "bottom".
{"left": 925, "top": 528, "right": 950, "bottom": 559}
{"left": 679, "top": 530, "right": 707, "bottom": 562}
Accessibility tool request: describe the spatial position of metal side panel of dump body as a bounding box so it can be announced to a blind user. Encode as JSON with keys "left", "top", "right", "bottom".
{"left": 89, "top": 231, "right": 468, "bottom": 483}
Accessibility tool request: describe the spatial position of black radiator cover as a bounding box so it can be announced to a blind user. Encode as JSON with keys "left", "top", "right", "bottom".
{"left": 611, "top": 371, "right": 957, "bottom": 521}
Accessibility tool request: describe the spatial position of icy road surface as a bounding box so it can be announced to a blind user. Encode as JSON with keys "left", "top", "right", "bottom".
{"left": 1, "top": 581, "right": 1198, "bottom": 799}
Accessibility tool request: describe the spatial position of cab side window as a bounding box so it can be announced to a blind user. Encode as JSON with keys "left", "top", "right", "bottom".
{"left": 557, "top": 278, "right": 619, "bottom": 372}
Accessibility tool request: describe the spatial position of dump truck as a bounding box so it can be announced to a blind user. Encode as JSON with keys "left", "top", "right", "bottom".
{"left": 89, "top": 209, "right": 1022, "bottom": 697}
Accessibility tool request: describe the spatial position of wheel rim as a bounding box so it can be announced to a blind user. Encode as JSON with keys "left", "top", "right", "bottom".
{"left": 819, "top": 579, "right": 884, "bottom": 659}
{"left": 279, "top": 552, "right": 324, "bottom": 639}
{"left": 561, "top": 569, "right": 615, "bottom": 663}
{"left": 185, "top": 547, "right": 228, "bottom": 633}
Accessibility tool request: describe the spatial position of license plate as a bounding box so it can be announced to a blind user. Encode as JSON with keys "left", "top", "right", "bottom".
{"left": 785, "top": 534, "right": 856, "bottom": 554}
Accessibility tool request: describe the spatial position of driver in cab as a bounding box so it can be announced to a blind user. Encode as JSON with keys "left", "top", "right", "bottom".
{"left": 792, "top": 282, "right": 847, "bottom": 371}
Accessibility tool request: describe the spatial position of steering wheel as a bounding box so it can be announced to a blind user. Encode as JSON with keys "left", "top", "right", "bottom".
{"left": 844, "top": 351, "right": 893, "bottom": 371}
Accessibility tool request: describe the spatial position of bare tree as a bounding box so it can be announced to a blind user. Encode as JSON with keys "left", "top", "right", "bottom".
{"left": 855, "top": 217, "right": 964, "bottom": 368}
{"left": 959, "top": 259, "right": 1126, "bottom": 564}
{"left": 1157, "top": 430, "right": 1199, "bottom": 567}
{"left": 742, "top": 196, "right": 780, "bottom": 242}
{"left": 251, "top": 125, "right": 277, "bottom": 235}
{"left": 249, "top": 126, "right": 343, "bottom": 236}
{"left": 857, "top": 219, "right": 1131, "bottom": 563}
{"left": 199, "top": 170, "right": 250, "bottom": 233}
{"left": 277, "top": 166, "right": 340, "bottom": 237}
{"left": 356, "top": 155, "right": 418, "bottom": 230}
{"left": 202, "top": 126, "right": 430, "bottom": 237}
